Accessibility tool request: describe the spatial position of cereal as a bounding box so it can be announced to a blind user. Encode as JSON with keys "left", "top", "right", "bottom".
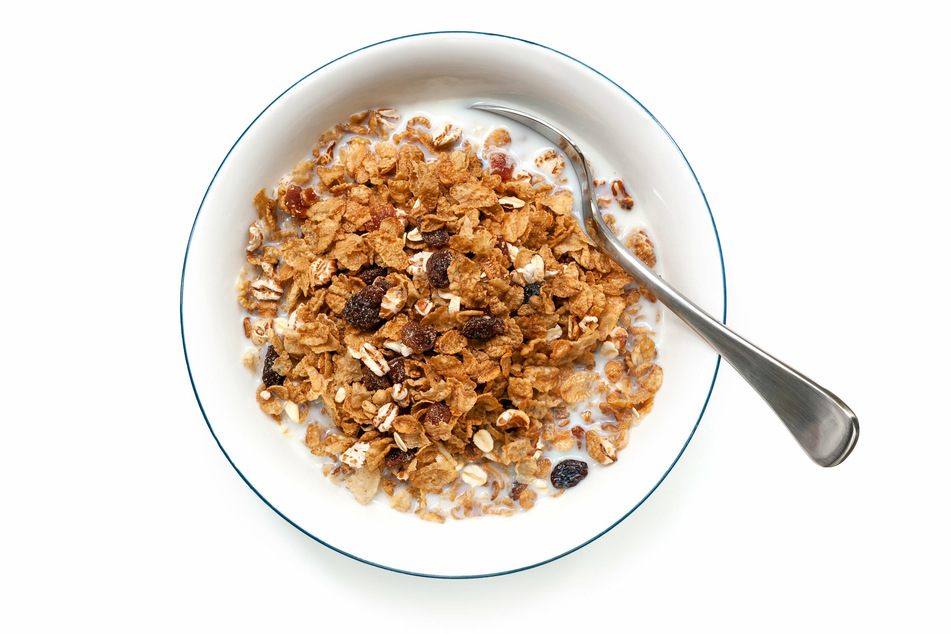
{"left": 238, "top": 108, "right": 663, "bottom": 519}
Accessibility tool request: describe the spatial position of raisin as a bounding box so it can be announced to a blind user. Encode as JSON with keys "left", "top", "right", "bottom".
{"left": 489, "top": 152, "right": 515, "bottom": 181}
{"left": 262, "top": 345, "right": 285, "bottom": 387}
{"left": 372, "top": 277, "right": 393, "bottom": 292}
{"left": 384, "top": 447, "right": 415, "bottom": 471}
{"left": 510, "top": 482, "right": 527, "bottom": 500}
{"left": 357, "top": 265, "right": 387, "bottom": 285}
{"left": 426, "top": 402, "right": 452, "bottom": 426}
{"left": 426, "top": 249, "right": 453, "bottom": 288}
{"left": 387, "top": 356, "right": 406, "bottom": 384}
{"left": 522, "top": 282, "right": 542, "bottom": 304}
{"left": 460, "top": 315, "right": 505, "bottom": 340}
{"left": 550, "top": 459, "right": 589, "bottom": 489}
{"left": 421, "top": 229, "right": 450, "bottom": 248}
{"left": 343, "top": 285, "right": 384, "bottom": 331}
{"left": 401, "top": 321, "right": 437, "bottom": 353}
{"left": 362, "top": 365, "right": 391, "bottom": 392}
{"left": 364, "top": 204, "right": 396, "bottom": 232}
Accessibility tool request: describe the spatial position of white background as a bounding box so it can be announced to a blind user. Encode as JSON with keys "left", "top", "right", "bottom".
{"left": 3, "top": 1, "right": 949, "bottom": 631}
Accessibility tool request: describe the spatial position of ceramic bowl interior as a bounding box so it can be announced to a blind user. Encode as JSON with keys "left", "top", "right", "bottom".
{"left": 181, "top": 32, "right": 724, "bottom": 577}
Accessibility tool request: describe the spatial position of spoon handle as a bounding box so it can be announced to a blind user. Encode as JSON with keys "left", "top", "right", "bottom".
{"left": 590, "top": 222, "right": 859, "bottom": 467}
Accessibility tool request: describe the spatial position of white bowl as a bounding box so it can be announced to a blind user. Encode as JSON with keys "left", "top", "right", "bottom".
{"left": 181, "top": 32, "right": 725, "bottom": 577}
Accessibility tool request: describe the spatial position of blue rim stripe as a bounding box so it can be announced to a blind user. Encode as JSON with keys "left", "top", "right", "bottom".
{"left": 180, "top": 30, "right": 726, "bottom": 579}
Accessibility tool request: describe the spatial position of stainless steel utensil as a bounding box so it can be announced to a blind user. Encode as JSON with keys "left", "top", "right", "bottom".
{"left": 470, "top": 102, "right": 859, "bottom": 467}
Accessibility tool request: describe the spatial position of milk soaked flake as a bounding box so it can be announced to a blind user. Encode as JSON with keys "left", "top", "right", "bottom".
{"left": 268, "top": 102, "right": 663, "bottom": 514}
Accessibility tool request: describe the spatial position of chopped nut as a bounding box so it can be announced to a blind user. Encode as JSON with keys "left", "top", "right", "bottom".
{"left": 407, "top": 251, "right": 432, "bottom": 276}
{"left": 260, "top": 390, "right": 271, "bottom": 401}
{"left": 249, "top": 278, "right": 283, "bottom": 301}
{"left": 461, "top": 464, "right": 488, "bottom": 487}
{"left": 517, "top": 254, "right": 545, "bottom": 284}
{"left": 473, "top": 429, "right": 494, "bottom": 453}
{"left": 496, "top": 409, "right": 530, "bottom": 429}
{"left": 379, "top": 285, "right": 408, "bottom": 319}
{"left": 360, "top": 342, "right": 390, "bottom": 376}
{"left": 341, "top": 442, "right": 370, "bottom": 469}
{"left": 406, "top": 227, "right": 423, "bottom": 243}
{"left": 498, "top": 196, "right": 525, "bottom": 209}
{"left": 545, "top": 324, "right": 563, "bottom": 341}
{"left": 414, "top": 299, "right": 434, "bottom": 316}
{"left": 391, "top": 382, "right": 410, "bottom": 407}
{"left": 334, "top": 387, "right": 347, "bottom": 403}
{"left": 383, "top": 340, "right": 415, "bottom": 357}
{"left": 311, "top": 258, "right": 337, "bottom": 287}
{"left": 284, "top": 401, "right": 301, "bottom": 423}
{"left": 374, "top": 402, "right": 399, "bottom": 432}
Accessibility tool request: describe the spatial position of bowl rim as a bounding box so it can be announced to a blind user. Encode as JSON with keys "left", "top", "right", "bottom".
{"left": 180, "top": 30, "right": 726, "bottom": 578}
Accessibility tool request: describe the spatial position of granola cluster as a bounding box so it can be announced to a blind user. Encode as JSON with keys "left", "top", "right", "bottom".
{"left": 238, "top": 108, "right": 663, "bottom": 521}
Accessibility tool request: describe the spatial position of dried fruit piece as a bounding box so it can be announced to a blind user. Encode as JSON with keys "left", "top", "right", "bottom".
{"left": 284, "top": 184, "right": 313, "bottom": 219}
{"left": 362, "top": 365, "right": 391, "bottom": 391}
{"left": 357, "top": 265, "right": 387, "bottom": 285}
{"left": 262, "top": 345, "right": 285, "bottom": 387}
{"left": 489, "top": 152, "right": 515, "bottom": 181}
{"left": 372, "top": 277, "right": 393, "bottom": 291}
{"left": 510, "top": 482, "right": 527, "bottom": 500}
{"left": 384, "top": 447, "right": 415, "bottom": 471}
{"left": 460, "top": 315, "right": 505, "bottom": 340}
{"left": 387, "top": 356, "right": 406, "bottom": 384}
{"left": 343, "top": 284, "right": 384, "bottom": 330}
{"left": 364, "top": 204, "right": 396, "bottom": 232}
{"left": 426, "top": 402, "right": 451, "bottom": 424}
{"left": 401, "top": 321, "right": 438, "bottom": 353}
{"left": 550, "top": 459, "right": 588, "bottom": 489}
{"left": 426, "top": 249, "right": 453, "bottom": 288}
{"left": 522, "top": 282, "right": 542, "bottom": 304}
{"left": 421, "top": 229, "right": 450, "bottom": 248}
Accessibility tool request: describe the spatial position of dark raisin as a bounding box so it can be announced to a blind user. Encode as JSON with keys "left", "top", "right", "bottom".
{"left": 426, "top": 249, "right": 453, "bottom": 288}
{"left": 384, "top": 447, "right": 415, "bottom": 471}
{"left": 357, "top": 265, "right": 387, "bottom": 285}
{"left": 364, "top": 204, "right": 396, "bottom": 232}
{"left": 387, "top": 356, "right": 406, "bottom": 384}
{"left": 262, "top": 345, "right": 285, "bottom": 387}
{"left": 550, "top": 459, "right": 589, "bottom": 489}
{"left": 372, "top": 277, "right": 393, "bottom": 291}
{"left": 361, "top": 365, "right": 391, "bottom": 391}
{"left": 460, "top": 315, "right": 505, "bottom": 340}
{"left": 343, "top": 285, "right": 384, "bottom": 331}
{"left": 426, "top": 402, "right": 452, "bottom": 426}
{"left": 522, "top": 282, "right": 543, "bottom": 304}
{"left": 510, "top": 482, "right": 527, "bottom": 500}
{"left": 421, "top": 229, "right": 450, "bottom": 248}
{"left": 401, "top": 321, "right": 437, "bottom": 353}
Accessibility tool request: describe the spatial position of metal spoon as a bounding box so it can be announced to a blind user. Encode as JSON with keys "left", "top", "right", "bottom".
{"left": 470, "top": 102, "right": 859, "bottom": 467}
